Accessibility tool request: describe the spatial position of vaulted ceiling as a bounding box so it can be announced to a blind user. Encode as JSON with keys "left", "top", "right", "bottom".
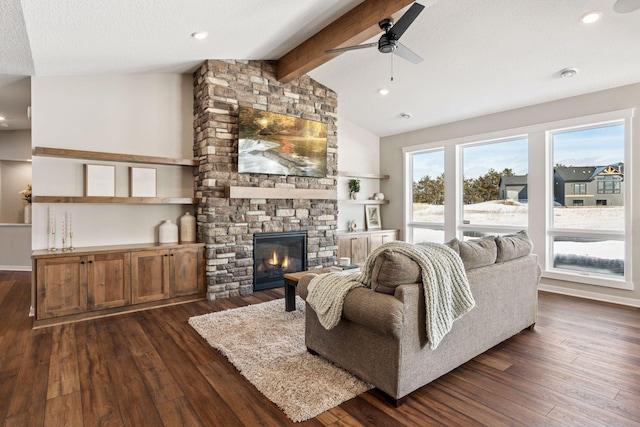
{"left": 1, "top": 0, "right": 640, "bottom": 136}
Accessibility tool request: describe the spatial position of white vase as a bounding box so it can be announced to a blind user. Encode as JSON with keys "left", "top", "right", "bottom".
{"left": 179, "top": 212, "right": 196, "bottom": 242}
{"left": 350, "top": 192, "right": 358, "bottom": 200}
{"left": 159, "top": 220, "right": 178, "bottom": 243}
{"left": 24, "top": 204, "right": 32, "bottom": 224}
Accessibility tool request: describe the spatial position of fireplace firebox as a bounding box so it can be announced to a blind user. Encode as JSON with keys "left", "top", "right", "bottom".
{"left": 253, "top": 231, "right": 307, "bottom": 291}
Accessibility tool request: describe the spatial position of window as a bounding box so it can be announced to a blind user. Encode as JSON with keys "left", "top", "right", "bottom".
{"left": 404, "top": 109, "right": 632, "bottom": 290}
{"left": 460, "top": 137, "right": 528, "bottom": 237}
{"left": 408, "top": 149, "right": 445, "bottom": 243}
{"left": 549, "top": 121, "right": 626, "bottom": 281}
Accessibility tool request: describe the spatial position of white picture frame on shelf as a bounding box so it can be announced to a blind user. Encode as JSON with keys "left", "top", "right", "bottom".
{"left": 84, "top": 164, "right": 116, "bottom": 197}
{"left": 365, "top": 205, "right": 382, "bottom": 230}
{"left": 129, "top": 167, "right": 157, "bottom": 197}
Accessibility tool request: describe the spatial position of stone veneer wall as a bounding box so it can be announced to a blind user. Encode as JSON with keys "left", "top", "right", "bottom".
{"left": 193, "top": 60, "right": 338, "bottom": 300}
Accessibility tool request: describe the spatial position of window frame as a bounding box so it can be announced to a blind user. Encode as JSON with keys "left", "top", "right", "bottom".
{"left": 403, "top": 108, "right": 633, "bottom": 290}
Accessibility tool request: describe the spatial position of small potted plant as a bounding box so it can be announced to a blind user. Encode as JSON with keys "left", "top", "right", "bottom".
{"left": 348, "top": 178, "right": 360, "bottom": 200}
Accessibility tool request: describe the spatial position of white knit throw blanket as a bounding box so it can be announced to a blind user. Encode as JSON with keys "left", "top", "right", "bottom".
{"left": 307, "top": 241, "right": 475, "bottom": 350}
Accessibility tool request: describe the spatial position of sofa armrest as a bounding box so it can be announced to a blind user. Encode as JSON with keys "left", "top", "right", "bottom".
{"left": 299, "top": 274, "right": 412, "bottom": 339}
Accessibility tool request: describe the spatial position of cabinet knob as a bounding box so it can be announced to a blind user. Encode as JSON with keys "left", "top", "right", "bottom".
{"left": 89, "top": 260, "right": 93, "bottom": 264}
{"left": 80, "top": 261, "right": 85, "bottom": 265}
{"left": 170, "top": 253, "right": 175, "bottom": 256}
{"left": 164, "top": 254, "right": 168, "bottom": 257}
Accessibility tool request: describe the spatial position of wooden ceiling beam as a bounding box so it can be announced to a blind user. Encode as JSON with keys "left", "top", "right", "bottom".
{"left": 276, "top": 0, "right": 415, "bottom": 83}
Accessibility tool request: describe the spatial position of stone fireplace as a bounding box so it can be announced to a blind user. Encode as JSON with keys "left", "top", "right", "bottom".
{"left": 193, "top": 60, "right": 338, "bottom": 300}
{"left": 253, "top": 231, "right": 307, "bottom": 291}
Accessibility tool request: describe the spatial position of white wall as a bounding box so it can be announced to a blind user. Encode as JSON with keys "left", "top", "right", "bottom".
{"left": 31, "top": 74, "right": 194, "bottom": 250}
{"left": 336, "top": 117, "right": 381, "bottom": 231}
{"left": 0, "top": 129, "right": 32, "bottom": 270}
{"left": 380, "top": 82, "right": 640, "bottom": 305}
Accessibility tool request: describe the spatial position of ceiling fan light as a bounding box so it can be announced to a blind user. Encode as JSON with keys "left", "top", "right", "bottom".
{"left": 580, "top": 11, "right": 601, "bottom": 24}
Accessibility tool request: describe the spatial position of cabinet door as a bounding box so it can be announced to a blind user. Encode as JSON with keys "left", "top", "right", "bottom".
{"left": 36, "top": 255, "right": 87, "bottom": 319}
{"left": 369, "top": 230, "right": 398, "bottom": 252}
{"left": 87, "top": 252, "right": 131, "bottom": 310}
{"left": 338, "top": 234, "right": 369, "bottom": 264}
{"left": 169, "top": 246, "right": 204, "bottom": 297}
{"left": 131, "top": 250, "right": 169, "bottom": 304}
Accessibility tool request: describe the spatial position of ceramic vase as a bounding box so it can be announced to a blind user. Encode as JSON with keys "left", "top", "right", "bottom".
{"left": 179, "top": 212, "right": 196, "bottom": 242}
{"left": 350, "top": 191, "right": 358, "bottom": 200}
{"left": 24, "top": 204, "right": 32, "bottom": 224}
{"left": 159, "top": 220, "right": 178, "bottom": 243}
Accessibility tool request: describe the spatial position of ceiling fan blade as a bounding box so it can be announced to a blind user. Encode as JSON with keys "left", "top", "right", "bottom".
{"left": 388, "top": 2, "right": 425, "bottom": 40}
{"left": 614, "top": 0, "right": 640, "bottom": 13}
{"left": 326, "top": 42, "right": 378, "bottom": 55}
{"left": 393, "top": 42, "right": 423, "bottom": 64}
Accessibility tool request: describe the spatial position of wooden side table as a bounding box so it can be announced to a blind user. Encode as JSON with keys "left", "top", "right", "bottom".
{"left": 283, "top": 268, "right": 331, "bottom": 311}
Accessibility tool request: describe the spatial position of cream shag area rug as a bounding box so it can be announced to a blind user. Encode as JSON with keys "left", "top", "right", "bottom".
{"left": 188, "top": 297, "right": 372, "bottom": 422}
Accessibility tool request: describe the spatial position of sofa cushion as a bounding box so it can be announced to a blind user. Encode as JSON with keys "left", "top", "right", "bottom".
{"left": 371, "top": 249, "right": 422, "bottom": 294}
{"left": 496, "top": 230, "right": 533, "bottom": 262}
{"left": 445, "top": 236, "right": 497, "bottom": 269}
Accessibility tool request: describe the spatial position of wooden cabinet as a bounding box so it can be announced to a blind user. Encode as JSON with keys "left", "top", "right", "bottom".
{"left": 369, "top": 230, "right": 398, "bottom": 252}
{"left": 336, "top": 230, "right": 399, "bottom": 265}
{"left": 131, "top": 249, "right": 170, "bottom": 304}
{"left": 87, "top": 252, "right": 131, "bottom": 310}
{"left": 32, "top": 242, "right": 205, "bottom": 327}
{"left": 36, "top": 255, "right": 87, "bottom": 319}
{"left": 338, "top": 234, "right": 369, "bottom": 265}
{"left": 170, "top": 246, "right": 205, "bottom": 297}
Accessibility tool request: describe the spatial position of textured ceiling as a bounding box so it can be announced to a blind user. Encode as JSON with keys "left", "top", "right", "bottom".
{"left": 1, "top": 0, "right": 640, "bottom": 136}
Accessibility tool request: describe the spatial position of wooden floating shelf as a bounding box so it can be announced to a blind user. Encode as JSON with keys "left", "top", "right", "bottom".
{"left": 34, "top": 146, "right": 198, "bottom": 167}
{"left": 226, "top": 186, "right": 336, "bottom": 200}
{"left": 338, "top": 171, "right": 390, "bottom": 179}
{"left": 340, "top": 199, "right": 389, "bottom": 205}
{"left": 34, "top": 196, "right": 195, "bottom": 205}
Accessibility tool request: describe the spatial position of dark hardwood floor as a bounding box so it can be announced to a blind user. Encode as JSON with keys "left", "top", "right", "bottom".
{"left": 1, "top": 271, "right": 640, "bottom": 426}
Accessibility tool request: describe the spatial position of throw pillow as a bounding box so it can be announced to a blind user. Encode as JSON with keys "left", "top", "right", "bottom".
{"left": 447, "top": 236, "right": 497, "bottom": 269}
{"left": 370, "top": 249, "right": 422, "bottom": 294}
{"left": 495, "top": 230, "right": 533, "bottom": 262}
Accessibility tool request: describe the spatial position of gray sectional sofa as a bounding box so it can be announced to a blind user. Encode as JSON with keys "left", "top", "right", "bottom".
{"left": 298, "top": 232, "right": 541, "bottom": 405}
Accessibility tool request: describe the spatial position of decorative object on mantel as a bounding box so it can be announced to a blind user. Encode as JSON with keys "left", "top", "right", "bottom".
{"left": 373, "top": 192, "right": 385, "bottom": 201}
{"left": 159, "top": 220, "right": 178, "bottom": 243}
{"left": 348, "top": 219, "right": 357, "bottom": 232}
{"left": 20, "top": 184, "right": 32, "bottom": 224}
{"left": 348, "top": 178, "right": 360, "bottom": 200}
{"left": 188, "top": 297, "right": 372, "bottom": 422}
{"left": 179, "top": 212, "right": 196, "bottom": 242}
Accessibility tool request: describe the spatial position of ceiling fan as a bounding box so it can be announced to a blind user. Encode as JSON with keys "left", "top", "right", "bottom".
{"left": 614, "top": 0, "right": 640, "bottom": 13}
{"left": 325, "top": 2, "right": 425, "bottom": 64}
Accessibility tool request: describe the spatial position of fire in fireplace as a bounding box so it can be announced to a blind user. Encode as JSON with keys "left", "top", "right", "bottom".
{"left": 253, "top": 231, "right": 307, "bottom": 291}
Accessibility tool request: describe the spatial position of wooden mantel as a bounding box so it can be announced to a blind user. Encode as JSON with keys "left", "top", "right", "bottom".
{"left": 226, "top": 186, "right": 336, "bottom": 200}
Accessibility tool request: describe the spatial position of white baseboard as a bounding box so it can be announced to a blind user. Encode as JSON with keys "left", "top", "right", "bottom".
{"left": 0, "top": 265, "right": 32, "bottom": 272}
{"left": 538, "top": 283, "right": 640, "bottom": 308}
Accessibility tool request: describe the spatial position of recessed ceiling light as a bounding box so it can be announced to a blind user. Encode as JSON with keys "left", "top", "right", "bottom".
{"left": 400, "top": 113, "right": 412, "bottom": 119}
{"left": 580, "top": 11, "right": 601, "bottom": 24}
{"left": 0, "top": 116, "right": 5, "bottom": 121}
{"left": 560, "top": 68, "right": 578, "bottom": 78}
{"left": 378, "top": 88, "right": 390, "bottom": 95}
{"left": 191, "top": 31, "right": 208, "bottom": 40}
